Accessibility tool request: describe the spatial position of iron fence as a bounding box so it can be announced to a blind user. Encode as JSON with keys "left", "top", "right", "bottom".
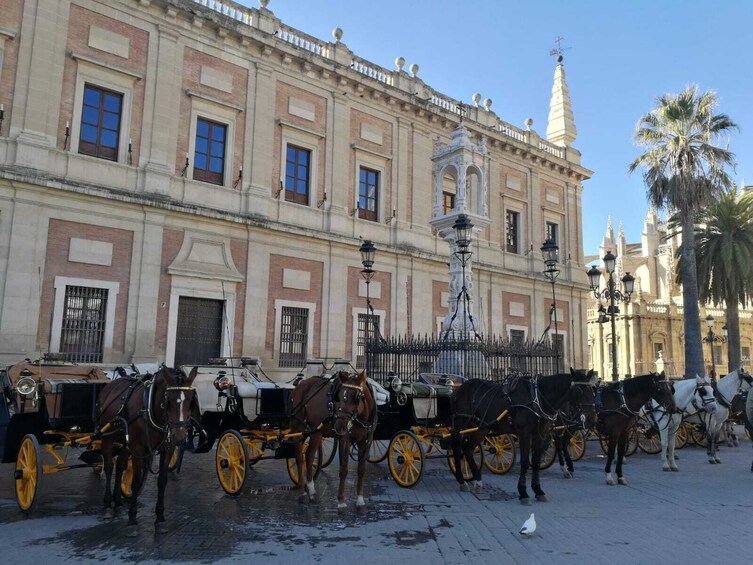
{"left": 365, "top": 334, "right": 559, "bottom": 386}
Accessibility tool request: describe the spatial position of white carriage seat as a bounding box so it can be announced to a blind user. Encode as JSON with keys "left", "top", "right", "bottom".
{"left": 367, "top": 378, "right": 390, "bottom": 406}
{"left": 191, "top": 367, "right": 227, "bottom": 414}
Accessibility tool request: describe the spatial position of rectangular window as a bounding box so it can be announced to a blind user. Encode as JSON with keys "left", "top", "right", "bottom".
{"left": 358, "top": 167, "right": 379, "bottom": 221}
{"left": 712, "top": 345, "right": 722, "bottom": 367}
{"left": 59, "top": 286, "right": 108, "bottom": 363}
{"left": 546, "top": 222, "right": 559, "bottom": 246}
{"left": 356, "top": 312, "right": 380, "bottom": 368}
{"left": 79, "top": 84, "right": 122, "bottom": 161}
{"left": 279, "top": 306, "right": 308, "bottom": 368}
{"left": 509, "top": 329, "right": 525, "bottom": 345}
{"left": 442, "top": 191, "right": 456, "bottom": 215}
{"left": 285, "top": 145, "right": 311, "bottom": 205}
{"left": 193, "top": 117, "right": 226, "bottom": 185}
{"left": 742, "top": 346, "right": 750, "bottom": 366}
{"left": 653, "top": 342, "right": 663, "bottom": 359}
{"left": 506, "top": 210, "right": 520, "bottom": 254}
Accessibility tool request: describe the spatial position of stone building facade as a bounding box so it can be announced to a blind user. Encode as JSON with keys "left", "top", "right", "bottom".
{"left": 0, "top": 0, "right": 592, "bottom": 378}
{"left": 586, "top": 210, "right": 753, "bottom": 380}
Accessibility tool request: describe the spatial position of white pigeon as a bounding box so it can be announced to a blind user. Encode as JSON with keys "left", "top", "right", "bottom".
{"left": 519, "top": 513, "right": 536, "bottom": 536}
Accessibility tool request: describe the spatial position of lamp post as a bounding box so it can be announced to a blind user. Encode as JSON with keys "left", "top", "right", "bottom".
{"left": 541, "top": 239, "right": 560, "bottom": 372}
{"left": 443, "top": 214, "right": 478, "bottom": 340}
{"left": 702, "top": 314, "right": 727, "bottom": 377}
{"left": 587, "top": 250, "right": 635, "bottom": 381}
{"left": 359, "top": 240, "right": 376, "bottom": 345}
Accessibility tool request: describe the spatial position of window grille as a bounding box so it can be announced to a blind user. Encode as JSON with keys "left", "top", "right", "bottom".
{"left": 279, "top": 306, "right": 308, "bottom": 368}
{"left": 356, "top": 312, "right": 380, "bottom": 368}
{"left": 60, "top": 286, "right": 108, "bottom": 363}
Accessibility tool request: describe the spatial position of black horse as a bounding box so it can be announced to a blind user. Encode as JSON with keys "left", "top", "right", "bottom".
{"left": 596, "top": 372, "right": 676, "bottom": 486}
{"left": 551, "top": 400, "right": 589, "bottom": 479}
{"left": 450, "top": 368, "right": 598, "bottom": 504}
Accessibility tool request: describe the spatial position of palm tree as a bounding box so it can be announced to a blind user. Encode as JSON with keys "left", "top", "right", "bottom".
{"left": 629, "top": 85, "right": 737, "bottom": 379}
{"left": 693, "top": 188, "right": 753, "bottom": 372}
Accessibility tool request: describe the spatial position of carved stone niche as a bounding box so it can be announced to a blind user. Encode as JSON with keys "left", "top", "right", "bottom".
{"left": 167, "top": 232, "right": 244, "bottom": 282}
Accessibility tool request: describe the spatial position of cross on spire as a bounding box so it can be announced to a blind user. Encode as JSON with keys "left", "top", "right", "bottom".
{"left": 457, "top": 101, "right": 466, "bottom": 123}
{"left": 548, "top": 36, "right": 570, "bottom": 62}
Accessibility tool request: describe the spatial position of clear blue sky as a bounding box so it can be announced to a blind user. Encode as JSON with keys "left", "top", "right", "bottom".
{"left": 240, "top": 0, "right": 753, "bottom": 257}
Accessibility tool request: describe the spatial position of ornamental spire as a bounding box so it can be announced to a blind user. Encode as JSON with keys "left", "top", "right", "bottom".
{"left": 546, "top": 40, "right": 577, "bottom": 147}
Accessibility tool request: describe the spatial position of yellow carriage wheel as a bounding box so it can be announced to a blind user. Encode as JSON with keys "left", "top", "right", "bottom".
{"left": 167, "top": 446, "right": 180, "bottom": 472}
{"left": 216, "top": 430, "right": 248, "bottom": 496}
{"left": 528, "top": 434, "right": 556, "bottom": 470}
{"left": 320, "top": 437, "right": 337, "bottom": 469}
{"left": 690, "top": 425, "right": 708, "bottom": 447}
{"left": 120, "top": 457, "right": 134, "bottom": 499}
{"left": 600, "top": 427, "right": 639, "bottom": 457}
{"left": 245, "top": 438, "right": 264, "bottom": 466}
{"left": 567, "top": 430, "right": 587, "bottom": 462}
{"left": 286, "top": 438, "right": 322, "bottom": 485}
{"left": 446, "top": 444, "right": 484, "bottom": 480}
{"left": 367, "top": 439, "right": 389, "bottom": 463}
{"left": 15, "top": 434, "right": 41, "bottom": 512}
{"left": 482, "top": 434, "right": 516, "bottom": 475}
{"left": 637, "top": 425, "right": 662, "bottom": 454}
{"left": 675, "top": 423, "right": 688, "bottom": 449}
{"left": 387, "top": 431, "right": 424, "bottom": 488}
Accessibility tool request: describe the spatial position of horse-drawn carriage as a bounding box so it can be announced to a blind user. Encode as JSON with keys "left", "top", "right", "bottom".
{"left": 0, "top": 356, "right": 110, "bottom": 511}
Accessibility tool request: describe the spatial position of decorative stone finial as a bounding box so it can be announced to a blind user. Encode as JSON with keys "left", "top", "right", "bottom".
{"left": 395, "top": 56, "right": 405, "bottom": 72}
{"left": 409, "top": 63, "right": 419, "bottom": 77}
{"left": 524, "top": 117, "right": 533, "bottom": 131}
{"left": 483, "top": 98, "right": 492, "bottom": 111}
{"left": 332, "top": 27, "right": 343, "bottom": 43}
{"left": 259, "top": 0, "right": 270, "bottom": 8}
{"left": 472, "top": 93, "right": 481, "bottom": 107}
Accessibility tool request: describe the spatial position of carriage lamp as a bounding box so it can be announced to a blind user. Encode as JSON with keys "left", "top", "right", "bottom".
{"left": 541, "top": 239, "right": 561, "bottom": 372}
{"left": 16, "top": 369, "right": 36, "bottom": 395}
{"left": 389, "top": 373, "right": 402, "bottom": 393}
{"left": 588, "top": 250, "right": 635, "bottom": 382}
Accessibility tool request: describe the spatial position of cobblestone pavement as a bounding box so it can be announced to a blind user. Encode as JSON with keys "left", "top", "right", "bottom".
{"left": 2, "top": 430, "right": 753, "bottom": 564}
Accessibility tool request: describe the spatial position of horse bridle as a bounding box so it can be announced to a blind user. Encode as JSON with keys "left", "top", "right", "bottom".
{"left": 334, "top": 381, "right": 368, "bottom": 435}
{"left": 144, "top": 377, "right": 196, "bottom": 440}
{"left": 690, "top": 381, "right": 716, "bottom": 412}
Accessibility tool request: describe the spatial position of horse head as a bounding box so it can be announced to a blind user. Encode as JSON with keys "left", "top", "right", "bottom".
{"left": 333, "top": 370, "right": 369, "bottom": 436}
{"left": 158, "top": 366, "right": 198, "bottom": 444}
{"left": 693, "top": 374, "right": 718, "bottom": 414}
{"left": 650, "top": 371, "right": 677, "bottom": 413}
{"left": 568, "top": 368, "right": 598, "bottom": 428}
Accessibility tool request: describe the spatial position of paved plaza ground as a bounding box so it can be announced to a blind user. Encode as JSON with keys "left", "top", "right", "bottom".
{"left": 1, "top": 430, "right": 752, "bottom": 564}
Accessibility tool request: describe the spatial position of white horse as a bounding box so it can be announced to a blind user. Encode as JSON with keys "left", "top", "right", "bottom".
{"left": 689, "top": 369, "right": 753, "bottom": 464}
{"left": 648, "top": 375, "right": 717, "bottom": 472}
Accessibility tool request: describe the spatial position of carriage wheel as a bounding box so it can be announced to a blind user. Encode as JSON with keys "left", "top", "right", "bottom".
{"left": 367, "top": 439, "right": 388, "bottom": 463}
{"left": 286, "top": 438, "right": 323, "bottom": 485}
{"left": 675, "top": 424, "right": 688, "bottom": 449}
{"left": 387, "top": 431, "right": 424, "bottom": 488}
{"left": 167, "top": 446, "right": 181, "bottom": 472}
{"left": 120, "top": 457, "right": 134, "bottom": 499}
{"left": 216, "top": 430, "right": 248, "bottom": 496}
{"left": 15, "top": 434, "right": 41, "bottom": 512}
{"left": 245, "top": 438, "right": 264, "bottom": 466}
{"left": 320, "top": 437, "right": 337, "bottom": 469}
{"left": 637, "top": 425, "right": 662, "bottom": 455}
{"left": 530, "top": 435, "right": 556, "bottom": 470}
{"left": 446, "top": 444, "right": 484, "bottom": 480}
{"left": 599, "top": 428, "right": 638, "bottom": 457}
{"left": 690, "top": 425, "right": 708, "bottom": 447}
{"left": 482, "top": 434, "right": 516, "bottom": 474}
{"left": 567, "top": 430, "right": 587, "bottom": 462}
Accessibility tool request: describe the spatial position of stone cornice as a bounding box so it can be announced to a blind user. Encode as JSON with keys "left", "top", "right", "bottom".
{"left": 69, "top": 51, "right": 144, "bottom": 80}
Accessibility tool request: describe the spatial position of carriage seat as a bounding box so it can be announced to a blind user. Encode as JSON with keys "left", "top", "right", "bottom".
{"left": 235, "top": 380, "right": 293, "bottom": 399}
{"left": 367, "top": 378, "right": 389, "bottom": 406}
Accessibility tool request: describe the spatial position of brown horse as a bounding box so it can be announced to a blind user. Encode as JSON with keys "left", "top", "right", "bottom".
{"left": 596, "top": 372, "right": 676, "bottom": 485}
{"left": 97, "top": 365, "right": 197, "bottom": 536}
{"left": 288, "top": 370, "right": 377, "bottom": 513}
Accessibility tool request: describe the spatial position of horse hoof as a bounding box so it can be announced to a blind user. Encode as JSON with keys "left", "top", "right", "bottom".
{"left": 103, "top": 508, "right": 114, "bottom": 519}
{"left": 298, "top": 493, "right": 309, "bottom": 504}
{"left": 714, "top": 458, "right": 721, "bottom": 464}
{"left": 520, "top": 498, "right": 532, "bottom": 506}
{"left": 708, "top": 459, "right": 717, "bottom": 465}
{"left": 460, "top": 483, "right": 470, "bottom": 492}
{"left": 473, "top": 482, "right": 483, "bottom": 494}
{"left": 662, "top": 467, "right": 671, "bottom": 472}
{"left": 337, "top": 504, "right": 347, "bottom": 515}
{"left": 617, "top": 478, "right": 627, "bottom": 486}
{"left": 309, "top": 494, "right": 319, "bottom": 504}
{"left": 535, "top": 495, "right": 548, "bottom": 502}
{"left": 356, "top": 504, "right": 367, "bottom": 515}
{"left": 155, "top": 522, "right": 168, "bottom": 534}
{"left": 563, "top": 471, "right": 573, "bottom": 479}
{"left": 606, "top": 479, "right": 616, "bottom": 486}
{"left": 125, "top": 526, "right": 138, "bottom": 538}
{"left": 670, "top": 467, "right": 679, "bottom": 472}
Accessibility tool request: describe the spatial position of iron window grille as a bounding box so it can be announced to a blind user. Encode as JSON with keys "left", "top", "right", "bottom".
{"left": 79, "top": 84, "right": 122, "bottom": 161}
{"left": 356, "top": 312, "right": 380, "bottom": 368}
{"left": 279, "top": 306, "right": 309, "bottom": 368}
{"left": 59, "top": 286, "right": 108, "bottom": 363}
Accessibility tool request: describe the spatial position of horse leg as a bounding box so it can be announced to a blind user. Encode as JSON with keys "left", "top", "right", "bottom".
{"left": 154, "top": 448, "right": 170, "bottom": 533}
{"left": 450, "top": 431, "right": 468, "bottom": 490}
{"left": 667, "top": 417, "right": 679, "bottom": 471}
{"left": 517, "top": 432, "right": 531, "bottom": 504}
{"left": 337, "top": 436, "right": 349, "bottom": 514}
{"left": 305, "top": 433, "right": 323, "bottom": 504}
{"left": 112, "top": 450, "right": 128, "bottom": 511}
{"left": 462, "top": 431, "right": 484, "bottom": 493}
{"left": 659, "top": 424, "right": 670, "bottom": 471}
{"left": 125, "top": 459, "right": 145, "bottom": 537}
{"left": 615, "top": 430, "right": 628, "bottom": 485}
{"left": 531, "top": 430, "right": 547, "bottom": 501}
{"left": 295, "top": 440, "right": 308, "bottom": 504}
{"left": 557, "top": 432, "right": 573, "bottom": 479}
{"left": 604, "top": 433, "right": 617, "bottom": 485}
{"left": 102, "top": 440, "right": 114, "bottom": 517}
{"left": 355, "top": 436, "right": 368, "bottom": 513}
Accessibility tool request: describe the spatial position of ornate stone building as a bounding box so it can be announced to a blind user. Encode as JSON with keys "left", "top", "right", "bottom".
{"left": 586, "top": 209, "right": 753, "bottom": 380}
{"left": 0, "top": 0, "right": 592, "bottom": 378}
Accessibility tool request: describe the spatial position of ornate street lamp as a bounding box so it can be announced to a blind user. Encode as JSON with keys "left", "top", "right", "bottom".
{"left": 443, "top": 214, "right": 479, "bottom": 339}
{"left": 541, "top": 238, "right": 560, "bottom": 372}
{"left": 702, "top": 314, "right": 727, "bottom": 377}
{"left": 588, "top": 250, "right": 635, "bottom": 381}
{"left": 359, "top": 240, "right": 376, "bottom": 343}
